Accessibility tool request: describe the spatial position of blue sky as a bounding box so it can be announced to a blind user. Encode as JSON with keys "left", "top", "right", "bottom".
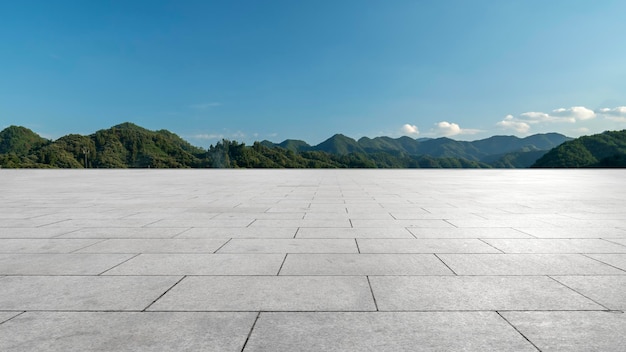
{"left": 1, "top": 0, "right": 625, "bottom": 147}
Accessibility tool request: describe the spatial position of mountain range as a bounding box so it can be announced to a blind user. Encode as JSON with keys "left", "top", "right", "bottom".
{"left": 1, "top": 122, "right": 623, "bottom": 168}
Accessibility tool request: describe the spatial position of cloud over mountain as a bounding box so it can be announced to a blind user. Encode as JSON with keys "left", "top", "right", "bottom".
{"left": 434, "top": 121, "right": 480, "bottom": 137}
{"left": 401, "top": 124, "right": 419, "bottom": 135}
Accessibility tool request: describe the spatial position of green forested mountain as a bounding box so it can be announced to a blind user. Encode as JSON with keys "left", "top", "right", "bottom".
{"left": 532, "top": 130, "right": 626, "bottom": 167}
{"left": 0, "top": 123, "right": 207, "bottom": 168}
{"left": 262, "top": 132, "right": 570, "bottom": 165}
{"left": 0, "top": 123, "right": 574, "bottom": 168}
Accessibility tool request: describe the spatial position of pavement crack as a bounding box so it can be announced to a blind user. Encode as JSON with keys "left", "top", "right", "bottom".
{"left": 366, "top": 276, "right": 379, "bottom": 311}
{"left": 434, "top": 254, "right": 457, "bottom": 275}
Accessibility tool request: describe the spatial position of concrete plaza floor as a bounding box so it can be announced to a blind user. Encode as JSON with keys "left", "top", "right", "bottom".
{"left": 0, "top": 169, "right": 625, "bottom": 351}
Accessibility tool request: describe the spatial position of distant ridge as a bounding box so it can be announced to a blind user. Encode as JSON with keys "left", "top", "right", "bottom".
{"left": 0, "top": 122, "right": 592, "bottom": 168}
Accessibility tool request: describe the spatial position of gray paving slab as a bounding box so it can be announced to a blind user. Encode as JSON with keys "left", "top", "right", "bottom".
{"left": 501, "top": 311, "right": 626, "bottom": 352}
{"left": 250, "top": 219, "right": 352, "bottom": 228}
{"left": 483, "top": 238, "right": 626, "bottom": 253}
{"left": 586, "top": 253, "right": 626, "bottom": 271}
{"left": 351, "top": 219, "right": 455, "bottom": 228}
{"left": 56, "top": 227, "right": 189, "bottom": 238}
{"left": 437, "top": 254, "right": 626, "bottom": 275}
{"left": 514, "top": 227, "right": 626, "bottom": 238}
{"left": 369, "top": 276, "right": 603, "bottom": 311}
{"left": 296, "top": 227, "right": 414, "bottom": 238}
{"left": 176, "top": 227, "right": 298, "bottom": 238}
{"left": 42, "top": 219, "right": 157, "bottom": 228}
{"left": 280, "top": 254, "right": 454, "bottom": 275}
{"left": 0, "top": 253, "right": 135, "bottom": 275}
{"left": 552, "top": 275, "right": 626, "bottom": 310}
{"left": 104, "top": 253, "right": 284, "bottom": 275}
{"left": 408, "top": 227, "right": 533, "bottom": 238}
{"left": 357, "top": 239, "right": 501, "bottom": 253}
{"left": 217, "top": 239, "right": 358, "bottom": 253}
{"left": 244, "top": 312, "right": 537, "bottom": 352}
{"left": 146, "top": 218, "right": 255, "bottom": 228}
{"left": 0, "top": 275, "right": 181, "bottom": 310}
{"left": 0, "top": 239, "right": 101, "bottom": 253}
{"left": 75, "top": 239, "right": 228, "bottom": 253}
{"left": 0, "top": 312, "right": 256, "bottom": 352}
{"left": 149, "top": 276, "right": 376, "bottom": 311}
{"left": 0, "top": 227, "right": 78, "bottom": 238}
{"left": 447, "top": 219, "right": 555, "bottom": 228}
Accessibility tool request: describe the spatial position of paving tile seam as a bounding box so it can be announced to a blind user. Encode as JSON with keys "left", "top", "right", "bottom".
{"left": 495, "top": 311, "right": 542, "bottom": 352}
{"left": 212, "top": 238, "right": 232, "bottom": 253}
{"left": 68, "top": 238, "right": 109, "bottom": 253}
{"left": 142, "top": 276, "right": 187, "bottom": 312}
{"left": 239, "top": 311, "right": 261, "bottom": 352}
{"left": 365, "top": 276, "right": 379, "bottom": 311}
{"left": 0, "top": 311, "right": 25, "bottom": 325}
{"left": 276, "top": 254, "right": 288, "bottom": 275}
{"left": 581, "top": 253, "right": 626, "bottom": 273}
{"left": 433, "top": 254, "right": 458, "bottom": 275}
{"left": 546, "top": 276, "right": 612, "bottom": 311}
{"left": 96, "top": 253, "right": 141, "bottom": 276}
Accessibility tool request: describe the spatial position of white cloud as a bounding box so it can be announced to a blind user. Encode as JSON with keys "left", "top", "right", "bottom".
{"left": 598, "top": 106, "right": 626, "bottom": 122}
{"left": 499, "top": 105, "right": 605, "bottom": 134}
{"left": 189, "top": 102, "right": 221, "bottom": 109}
{"left": 434, "top": 121, "right": 480, "bottom": 137}
{"left": 551, "top": 106, "right": 595, "bottom": 121}
{"left": 496, "top": 115, "right": 531, "bottom": 133}
{"left": 401, "top": 124, "right": 419, "bottom": 135}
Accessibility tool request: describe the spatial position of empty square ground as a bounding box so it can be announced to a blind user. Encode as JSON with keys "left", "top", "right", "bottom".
{"left": 0, "top": 169, "right": 625, "bottom": 351}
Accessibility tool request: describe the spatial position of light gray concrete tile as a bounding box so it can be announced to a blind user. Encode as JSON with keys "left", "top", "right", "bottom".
{"left": 296, "top": 228, "right": 414, "bottom": 239}
{"left": 541, "top": 218, "right": 626, "bottom": 228}
{"left": 0, "top": 219, "right": 66, "bottom": 228}
{"left": 515, "top": 227, "right": 626, "bottom": 238}
{"left": 176, "top": 227, "right": 297, "bottom": 238}
{"left": 280, "top": 254, "right": 453, "bottom": 275}
{"left": 0, "top": 275, "right": 180, "bottom": 310}
{"left": 146, "top": 219, "right": 254, "bottom": 228}
{"left": 252, "top": 212, "right": 305, "bottom": 220}
{"left": 217, "top": 239, "right": 358, "bottom": 253}
{"left": 370, "top": 276, "right": 602, "bottom": 311}
{"left": 75, "top": 239, "right": 228, "bottom": 253}
{"left": 438, "top": 254, "right": 626, "bottom": 275}
{"left": 501, "top": 311, "right": 626, "bottom": 352}
{"left": 0, "top": 312, "right": 255, "bottom": 352}
{"left": 0, "top": 227, "right": 78, "bottom": 238}
{"left": 351, "top": 219, "right": 455, "bottom": 228}
{"left": 484, "top": 238, "right": 626, "bottom": 254}
{"left": 56, "top": 227, "right": 188, "bottom": 239}
{"left": 552, "top": 275, "right": 626, "bottom": 310}
{"left": 250, "top": 219, "right": 352, "bottom": 228}
{"left": 408, "top": 227, "right": 533, "bottom": 239}
{"left": 0, "top": 253, "right": 135, "bottom": 275}
{"left": 586, "top": 254, "right": 626, "bottom": 271}
{"left": 150, "top": 276, "right": 375, "bottom": 311}
{"left": 447, "top": 219, "right": 553, "bottom": 228}
{"left": 390, "top": 212, "right": 484, "bottom": 220}
{"left": 104, "top": 253, "right": 284, "bottom": 275}
{"left": 42, "top": 219, "right": 157, "bottom": 228}
{"left": 245, "top": 312, "right": 537, "bottom": 352}
{"left": 357, "top": 239, "right": 500, "bottom": 253}
{"left": 0, "top": 239, "right": 100, "bottom": 253}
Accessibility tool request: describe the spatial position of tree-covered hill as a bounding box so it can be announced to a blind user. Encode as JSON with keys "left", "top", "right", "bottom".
{"left": 532, "top": 130, "right": 626, "bottom": 167}
{"left": 0, "top": 123, "right": 577, "bottom": 168}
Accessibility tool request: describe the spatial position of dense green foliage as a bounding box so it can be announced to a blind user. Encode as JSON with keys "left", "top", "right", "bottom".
{"left": 532, "top": 130, "right": 626, "bottom": 168}
{"left": 0, "top": 123, "right": 580, "bottom": 169}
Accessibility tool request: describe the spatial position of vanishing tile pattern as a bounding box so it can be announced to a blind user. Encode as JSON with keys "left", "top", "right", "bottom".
{"left": 0, "top": 169, "right": 624, "bottom": 351}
